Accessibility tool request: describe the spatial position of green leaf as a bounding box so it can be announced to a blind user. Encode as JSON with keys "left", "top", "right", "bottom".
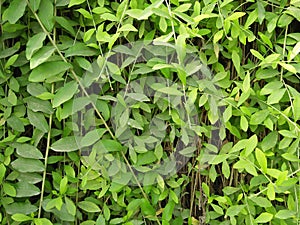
{"left": 30, "top": 46, "right": 56, "bottom": 69}
{"left": 267, "top": 183, "right": 275, "bottom": 200}
{"left": 83, "top": 29, "right": 95, "bottom": 42}
{"left": 278, "top": 130, "right": 298, "bottom": 138}
{"left": 250, "top": 110, "right": 269, "bottom": 125}
{"left": 261, "top": 131, "right": 278, "bottom": 151}
{"left": 240, "top": 115, "right": 248, "bottom": 131}
{"left": 51, "top": 136, "right": 79, "bottom": 152}
{"left": 38, "top": 0, "right": 54, "bottom": 32}
{"left": 211, "top": 203, "right": 224, "bottom": 215}
{"left": 2, "top": 0, "right": 27, "bottom": 24}
{"left": 293, "top": 95, "right": 300, "bottom": 120}
{"left": 137, "top": 151, "right": 157, "bottom": 166}
{"left": 282, "top": 152, "right": 300, "bottom": 162}
{"left": 78, "top": 201, "right": 100, "bottom": 213}
{"left": 64, "top": 43, "right": 99, "bottom": 57}
{"left": 26, "top": 33, "right": 47, "bottom": 60}
{"left": 0, "top": 42, "right": 20, "bottom": 59}
{"left": 25, "top": 97, "right": 54, "bottom": 114}
{"left": 15, "top": 143, "right": 43, "bottom": 159}
{"left": 162, "top": 201, "right": 175, "bottom": 221}
{"left": 0, "top": 163, "right": 6, "bottom": 184}
{"left": 179, "top": 146, "right": 197, "bottom": 157}
{"left": 53, "top": 81, "right": 78, "bottom": 108}
{"left": 5, "top": 54, "right": 19, "bottom": 69}
{"left": 258, "top": 32, "right": 273, "bottom": 48}
{"left": 55, "top": 16, "right": 75, "bottom": 36}
{"left": 60, "top": 177, "right": 68, "bottom": 195}
{"left": 244, "top": 9, "right": 258, "bottom": 28}
{"left": 249, "top": 196, "right": 272, "bottom": 208}
{"left": 213, "top": 30, "right": 223, "bottom": 43}
{"left": 226, "top": 205, "right": 245, "bottom": 217}
{"left": 140, "top": 199, "right": 156, "bottom": 216}
{"left": 34, "top": 218, "right": 53, "bottom": 225}
{"left": 103, "top": 203, "right": 110, "bottom": 221}
{"left": 250, "top": 49, "right": 264, "bottom": 60}
{"left": 7, "top": 115, "right": 25, "bottom": 132}
{"left": 245, "top": 134, "right": 258, "bottom": 156}
{"left": 11, "top": 158, "right": 44, "bottom": 172}
{"left": 4, "top": 202, "right": 37, "bottom": 215}
{"left": 119, "top": 24, "right": 138, "bottom": 32}
{"left": 65, "top": 197, "right": 76, "bottom": 216}
{"left": 275, "top": 210, "right": 296, "bottom": 219}
{"left": 257, "top": 0, "right": 265, "bottom": 24}
{"left": 159, "top": 17, "right": 167, "bottom": 32}
{"left": 28, "top": 109, "right": 49, "bottom": 133}
{"left": 80, "top": 129, "right": 107, "bottom": 147}
{"left": 8, "top": 89, "right": 17, "bottom": 105}
{"left": 96, "top": 139, "right": 123, "bottom": 152}
{"left": 223, "top": 105, "right": 232, "bottom": 122}
{"left": 232, "top": 50, "right": 240, "bottom": 74}
{"left": 76, "top": 9, "right": 93, "bottom": 19}
{"left": 255, "top": 148, "right": 267, "bottom": 173}
{"left": 242, "top": 72, "right": 250, "bottom": 93}
{"left": 156, "top": 87, "right": 183, "bottom": 96}
{"left": 29, "top": 0, "right": 41, "bottom": 12}
{"left": 69, "top": 0, "right": 86, "bottom": 7}
{"left": 267, "top": 89, "right": 286, "bottom": 104}
{"left": 125, "top": 9, "right": 145, "bottom": 20}
{"left": 227, "top": 12, "right": 246, "bottom": 21}
{"left": 12, "top": 214, "right": 33, "bottom": 222}
{"left": 15, "top": 182, "right": 40, "bottom": 197}
{"left": 254, "top": 212, "right": 273, "bottom": 223}
{"left": 3, "top": 183, "right": 17, "bottom": 197}
{"left": 29, "top": 61, "right": 71, "bottom": 82}
{"left": 176, "top": 34, "right": 187, "bottom": 64}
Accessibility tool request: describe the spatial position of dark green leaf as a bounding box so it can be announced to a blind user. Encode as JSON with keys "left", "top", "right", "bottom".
{"left": 55, "top": 16, "right": 75, "bottom": 36}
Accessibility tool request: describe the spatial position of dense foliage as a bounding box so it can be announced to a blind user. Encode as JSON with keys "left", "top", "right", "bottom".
{"left": 0, "top": 0, "right": 300, "bottom": 224}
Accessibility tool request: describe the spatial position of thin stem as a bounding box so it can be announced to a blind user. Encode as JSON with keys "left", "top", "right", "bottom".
{"left": 38, "top": 84, "right": 54, "bottom": 218}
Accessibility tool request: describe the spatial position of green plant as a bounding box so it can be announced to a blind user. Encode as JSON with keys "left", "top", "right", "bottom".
{"left": 0, "top": 0, "right": 299, "bottom": 224}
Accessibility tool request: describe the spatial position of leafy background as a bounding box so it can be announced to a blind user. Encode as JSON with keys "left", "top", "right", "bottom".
{"left": 0, "top": 0, "right": 300, "bottom": 224}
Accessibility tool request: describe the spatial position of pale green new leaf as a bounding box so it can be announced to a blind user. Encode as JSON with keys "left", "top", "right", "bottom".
{"left": 68, "top": 0, "right": 85, "bottom": 7}
{"left": 255, "top": 148, "right": 267, "bottom": 173}
{"left": 255, "top": 212, "right": 273, "bottom": 223}
{"left": 119, "top": 24, "right": 138, "bottom": 32}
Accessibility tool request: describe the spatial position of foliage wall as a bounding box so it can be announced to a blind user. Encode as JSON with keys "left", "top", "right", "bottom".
{"left": 0, "top": 0, "right": 300, "bottom": 224}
